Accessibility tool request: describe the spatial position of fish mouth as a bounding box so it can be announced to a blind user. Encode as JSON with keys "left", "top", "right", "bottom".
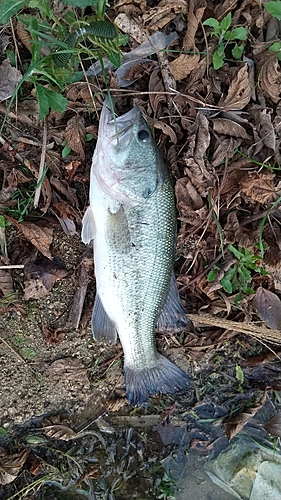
{"left": 100, "top": 98, "right": 142, "bottom": 148}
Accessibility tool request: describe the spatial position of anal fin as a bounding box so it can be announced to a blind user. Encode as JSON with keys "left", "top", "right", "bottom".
{"left": 157, "top": 273, "right": 191, "bottom": 333}
{"left": 92, "top": 294, "right": 118, "bottom": 344}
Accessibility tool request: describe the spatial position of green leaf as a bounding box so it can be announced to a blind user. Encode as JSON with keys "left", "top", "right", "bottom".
{"left": 213, "top": 49, "right": 224, "bottom": 70}
{"left": 232, "top": 43, "right": 244, "bottom": 60}
{"left": 43, "top": 87, "right": 68, "bottom": 113}
{"left": 207, "top": 269, "right": 217, "bottom": 282}
{"left": 203, "top": 18, "right": 219, "bottom": 32}
{"left": 61, "top": 0, "right": 99, "bottom": 6}
{"left": 35, "top": 84, "right": 50, "bottom": 120}
{"left": 0, "top": 0, "right": 26, "bottom": 24}
{"left": 220, "top": 12, "right": 232, "bottom": 33}
{"left": 221, "top": 276, "right": 233, "bottom": 293}
{"left": 265, "top": 1, "right": 281, "bottom": 21}
{"left": 269, "top": 41, "right": 281, "bottom": 53}
{"left": 0, "top": 427, "right": 7, "bottom": 436}
{"left": 235, "top": 364, "right": 244, "bottom": 384}
{"left": 85, "top": 133, "right": 94, "bottom": 141}
{"left": 35, "top": 83, "right": 68, "bottom": 120}
{"left": 62, "top": 145, "right": 72, "bottom": 158}
{"left": 228, "top": 27, "right": 248, "bottom": 41}
{"left": 228, "top": 244, "right": 244, "bottom": 260}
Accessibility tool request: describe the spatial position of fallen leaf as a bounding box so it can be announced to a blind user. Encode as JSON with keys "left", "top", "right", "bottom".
{"left": 24, "top": 255, "right": 67, "bottom": 300}
{"left": 169, "top": 53, "right": 200, "bottom": 81}
{"left": 252, "top": 287, "right": 281, "bottom": 330}
{"left": 69, "top": 247, "right": 93, "bottom": 329}
{"left": 148, "top": 69, "right": 165, "bottom": 112}
{"left": 152, "top": 119, "right": 177, "bottom": 144}
{"left": 259, "top": 54, "right": 281, "bottom": 104}
{"left": 263, "top": 411, "right": 281, "bottom": 437}
{"left": 223, "top": 390, "right": 267, "bottom": 440}
{"left": 43, "top": 424, "right": 77, "bottom": 441}
{"left": 218, "top": 64, "right": 252, "bottom": 111}
{"left": 42, "top": 325, "right": 66, "bottom": 344}
{"left": 0, "top": 448, "right": 29, "bottom": 485}
{"left": 143, "top": 0, "right": 188, "bottom": 30}
{"left": 0, "top": 59, "right": 22, "bottom": 102}
{"left": 241, "top": 172, "right": 277, "bottom": 204}
{"left": 183, "top": 0, "right": 206, "bottom": 50}
{"left": 5, "top": 216, "right": 53, "bottom": 259}
{"left": 44, "top": 357, "right": 88, "bottom": 380}
{"left": 184, "top": 112, "right": 215, "bottom": 196}
{"left": 64, "top": 115, "right": 85, "bottom": 159}
{"left": 211, "top": 118, "right": 250, "bottom": 139}
{"left": 50, "top": 175, "right": 79, "bottom": 208}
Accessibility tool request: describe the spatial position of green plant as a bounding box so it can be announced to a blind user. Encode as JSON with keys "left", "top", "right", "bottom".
{"left": 265, "top": 1, "right": 281, "bottom": 21}
{"left": 0, "top": 0, "right": 125, "bottom": 126}
{"left": 207, "top": 244, "right": 267, "bottom": 302}
{"left": 264, "top": 2, "right": 281, "bottom": 58}
{"left": 203, "top": 12, "right": 248, "bottom": 69}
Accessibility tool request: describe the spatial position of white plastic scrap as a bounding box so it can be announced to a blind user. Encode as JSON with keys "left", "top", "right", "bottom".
{"left": 86, "top": 31, "right": 178, "bottom": 87}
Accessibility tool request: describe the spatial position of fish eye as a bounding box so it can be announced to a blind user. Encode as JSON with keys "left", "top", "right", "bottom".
{"left": 138, "top": 129, "right": 150, "bottom": 142}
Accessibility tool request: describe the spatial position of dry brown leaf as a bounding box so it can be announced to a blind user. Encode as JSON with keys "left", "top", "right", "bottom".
{"left": 183, "top": 0, "right": 206, "bottom": 50}
{"left": 211, "top": 118, "right": 250, "bottom": 139}
{"left": 5, "top": 216, "right": 53, "bottom": 259}
{"left": 214, "top": 0, "right": 238, "bottom": 20}
{"left": 42, "top": 325, "right": 67, "bottom": 344}
{"left": 44, "top": 424, "right": 77, "bottom": 441}
{"left": 23, "top": 158, "right": 52, "bottom": 213}
{"left": 16, "top": 20, "right": 32, "bottom": 52}
{"left": 44, "top": 357, "right": 88, "bottom": 381}
{"left": 143, "top": 0, "right": 188, "bottom": 30}
{"left": 114, "top": 13, "right": 145, "bottom": 43}
{"left": 212, "top": 137, "right": 242, "bottom": 167}
{"left": 259, "top": 54, "right": 281, "bottom": 104}
{"left": 64, "top": 115, "right": 85, "bottom": 159}
{"left": 218, "top": 64, "right": 252, "bottom": 111}
{"left": 0, "top": 59, "right": 22, "bottom": 102}
{"left": 223, "top": 390, "right": 267, "bottom": 441}
{"left": 175, "top": 177, "right": 204, "bottom": 212}
{"left": 69, "top": 247, "right": 93, "bottom": 329}
{"left": 169, "top": 53, "right": 200, "bottom": 82}
{"left": 251, "top": 109, "right": 276, "bottom": 158}
{"left": 152, "top": 119, "right": 177, "bottom": 144}
{"left": 187, "top": 56, "right": 208, "bottom": 89}
{"left": 148, "top": 70, "right": 165, "bottom": 112}
{"left": 115, "top": 0, "right": 146, "bottom": 16}
{"left": 223, "top": 211, "right": 258, "bottom": 249}
{"left": 241, "top": 172, "right": 277, "bottom": 204}
{"left": 263, "top": 411, "right": 281, "bottom": 437}
{"left": 24, "top": 255, "right": 67, "bottom": 300}
{"left": 0, "top": 448, "right": 29, "bottom": 485}
{"left": 50, "top": 175, "right": 79, "bottom": 208}
{"left": 184, "top": 112, "right": 215, "bottom": 196}
{"left": 252, "top": 287, "right": 281, "bottom": 330}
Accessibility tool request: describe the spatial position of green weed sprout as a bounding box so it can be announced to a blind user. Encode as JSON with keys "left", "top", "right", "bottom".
{"left": 265, "top": 1, "right": 281, "bottom": 60}
{"left": 203, "top": 13, "right": 248, "bottom": 70}
{"left": 207, "top": 244, "right": 267, "bottom": 302}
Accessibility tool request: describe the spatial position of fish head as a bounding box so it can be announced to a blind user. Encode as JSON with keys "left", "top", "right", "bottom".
{"left": 92, "top": 99, "right": 167, "bottom": 206}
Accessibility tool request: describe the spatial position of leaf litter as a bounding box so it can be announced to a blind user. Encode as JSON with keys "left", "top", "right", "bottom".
{"left": 1, "top": 0, "right": 281, "bottom": 498}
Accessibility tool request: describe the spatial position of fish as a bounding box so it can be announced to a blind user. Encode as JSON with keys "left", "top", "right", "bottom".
{"left": 81, "top": 98, "right": 192, "bottom": 406}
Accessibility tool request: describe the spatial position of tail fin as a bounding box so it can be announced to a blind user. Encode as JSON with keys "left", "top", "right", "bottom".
{"left": 124, "top": 354, "right": 192, "bottom": 406}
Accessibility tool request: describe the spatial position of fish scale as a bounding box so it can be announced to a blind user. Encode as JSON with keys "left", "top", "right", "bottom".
{"left": 82, "top": 98, "right": 192, "bottom": 405}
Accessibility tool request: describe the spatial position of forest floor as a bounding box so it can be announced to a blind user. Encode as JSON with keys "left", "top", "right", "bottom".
{"left": 0, "top": 0, "right": 281, "bottom": 499}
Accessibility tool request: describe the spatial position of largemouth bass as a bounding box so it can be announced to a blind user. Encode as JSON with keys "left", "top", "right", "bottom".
{"left": 82, "top": 98, "right": 192, "bottom": 406}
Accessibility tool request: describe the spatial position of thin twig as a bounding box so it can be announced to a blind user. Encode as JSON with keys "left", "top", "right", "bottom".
{"left": 0, "top": 336, "right": 38, "bottom": 376}
{"left": 0, "top": 265, "right": 24, "bottom": 269}
{"left": 189, "top": 313, "right": 281, "bottom": 344}
{"left": 34, "top": 116, "right": 47, "bottom": 208}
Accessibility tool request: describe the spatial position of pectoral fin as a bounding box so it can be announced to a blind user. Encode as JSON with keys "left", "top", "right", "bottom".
{"left": 81, "top": 206, "right": 96, "bottom": 244}
{"left": 92, "top": 294, "right": 118, "bottom": 344}
{"left": 157, "top": 273, "right": 191, "bottom": 332}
